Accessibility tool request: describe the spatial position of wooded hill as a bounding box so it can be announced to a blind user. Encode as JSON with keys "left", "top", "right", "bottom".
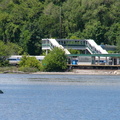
{"left": 0, "top": 0, "right": 120, "bottom": 55}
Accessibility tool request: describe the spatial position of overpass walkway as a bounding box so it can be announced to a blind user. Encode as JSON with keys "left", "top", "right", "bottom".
{"left": 42, "top": 39, "right": 108, "bottom": 54}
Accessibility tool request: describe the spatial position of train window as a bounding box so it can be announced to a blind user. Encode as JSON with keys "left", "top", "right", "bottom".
{"left": 8, "top": 58, "right": 20, "bottom": 61}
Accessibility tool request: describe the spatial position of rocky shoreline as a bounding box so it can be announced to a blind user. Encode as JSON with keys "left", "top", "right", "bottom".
{"left": 33, "top": 69, "right": 120, "bottom": 75}
{"left": 1, "top": 68, "right": 120, "bottom": 75}
{"left": 72, "top": 69, "right": 120, "bottom": 75}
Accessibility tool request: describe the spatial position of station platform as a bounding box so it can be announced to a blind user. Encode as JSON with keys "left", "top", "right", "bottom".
{"left": 68, "top": 64, "right": 120, "bottom": 70}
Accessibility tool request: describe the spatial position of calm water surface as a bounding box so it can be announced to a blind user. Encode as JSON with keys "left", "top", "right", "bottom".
{"left": 0, "top": 74, "right": 120, "bottom": 120}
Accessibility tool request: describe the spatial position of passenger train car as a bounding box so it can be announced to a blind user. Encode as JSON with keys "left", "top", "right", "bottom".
{"left": 8, "top": 55, "right": 45, "bottom": 65}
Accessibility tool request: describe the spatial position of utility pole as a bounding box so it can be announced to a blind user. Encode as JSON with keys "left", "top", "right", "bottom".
{"left": 59, "top": 6, "right": 62, "bottom": 39}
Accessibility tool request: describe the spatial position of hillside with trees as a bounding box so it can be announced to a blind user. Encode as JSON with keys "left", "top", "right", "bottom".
{"left": 0, "top": 0, "right": 120, "bottom": 55}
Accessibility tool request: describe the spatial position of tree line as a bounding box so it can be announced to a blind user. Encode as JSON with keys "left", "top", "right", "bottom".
{"left": 0, "top": 0, "right": 120, "bottom": 55}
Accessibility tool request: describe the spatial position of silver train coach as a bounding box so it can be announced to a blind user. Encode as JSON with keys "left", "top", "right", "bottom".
{"left": 8, "top": 55, "right": 45, "bottom": 65}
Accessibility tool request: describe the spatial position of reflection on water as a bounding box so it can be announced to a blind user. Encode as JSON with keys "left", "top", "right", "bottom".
{"left": 0, "top": 74, "right": 120, "bottom": 120}
{"left": 0, "top": 73, "right": 120, "bottom": 85}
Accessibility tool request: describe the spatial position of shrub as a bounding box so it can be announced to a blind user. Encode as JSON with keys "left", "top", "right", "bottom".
{"left": 0, "top": 60, "right": 9, "bottom": 67}
{"left": 0, "top": 40, "right": 23, "bottom": 66}
{"left": 19, "top": 55, "right": 42, "bottom": 72}
{"left": 19, "top": 67, "right": 39, "bottom": 72}
{"left": 0, "top": 66, "right": 18, "bottom": 72}
{"left": 42, "top": 47, "right": 67, "bottom": 72}
{"left": 68, "top": 49, "right": 81, "bottom": 54}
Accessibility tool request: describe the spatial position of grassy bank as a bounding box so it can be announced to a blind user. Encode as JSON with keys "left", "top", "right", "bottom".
{"left": 0, "top": 66, "right": 41, "bottom": 73}
{"left": 1, "top": 66, "right": 120, "bottom": 75}
{"left": 0, "top": 66, "right": 19, "bottom": 73}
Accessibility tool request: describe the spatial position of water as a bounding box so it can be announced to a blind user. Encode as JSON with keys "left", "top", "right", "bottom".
{"left": 0, "top": 74, "right": 120, "bottom": 120}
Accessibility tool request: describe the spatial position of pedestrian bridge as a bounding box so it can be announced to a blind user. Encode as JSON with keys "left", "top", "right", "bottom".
{"left": 42, "top": 39, "right": 108, "bottom": 54}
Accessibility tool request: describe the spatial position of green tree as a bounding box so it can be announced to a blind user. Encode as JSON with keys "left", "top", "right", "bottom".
{"left": 42, "top": 2, "right": 61, "bottom": 38}
{"left": 116, "top": 36, "right": 120, "bottom": 53}
{"left": 0, "top": 40, "right": 22, "bottom": 66}
{"left": 19, "top": 55, "right": 42, "bottom": 72}
{"left": 0, "top": 40, "right": 22, "bottom": 58}
{"left": 11, "top": 0, "right": 44, "bottom": 55}
{"left": 42, "top": 47, "right": 67, "bottom": 72}
{"left": 105, "top": 23, "right": 120, "bottom": 45}
{"left": 0, "top": 0, "right": 43, "bottom": 55}
{"left": 0, "top": 41, "right": 9, "bottom": 61}
{"left": 0, "top": 0, "right": 120, "bottom": 54}
{"left": 68, "top": 49, "right": 81, "bottom": 54}
{"left": 82, "top": 20, "right": 106, "bottom": 44}
{"left": 0, "top": 12, "right": 10, "bottom": 43}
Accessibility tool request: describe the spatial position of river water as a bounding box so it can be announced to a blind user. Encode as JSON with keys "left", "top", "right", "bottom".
{"left": 0, "top": 74, "right": 120, "bottom": 120}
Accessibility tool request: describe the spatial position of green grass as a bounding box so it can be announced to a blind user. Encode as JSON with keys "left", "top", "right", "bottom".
{"left": 0, "top": 66, "right": 18, "bottom": 73}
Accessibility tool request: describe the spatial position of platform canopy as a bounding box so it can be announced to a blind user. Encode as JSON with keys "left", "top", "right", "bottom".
{"left": 67, "top": 54, "right": 120, "bottom": 57}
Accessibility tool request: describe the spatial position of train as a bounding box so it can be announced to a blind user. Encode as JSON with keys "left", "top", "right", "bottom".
{"left": 8, "top": 55, "right": 110, "bottom": 66}
{"left": 8, "top": 55, "right": 45, "bottom": 65}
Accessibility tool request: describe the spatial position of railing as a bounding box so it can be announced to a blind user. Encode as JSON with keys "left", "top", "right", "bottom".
{"left": 42, "top": 44, "right": 54, "bottom": 50}
{"left": 86, "top": 41, "right": 100, "bottom": 54}
{"left": 57, "top": 39, "right": 86, "bottom": 46}
{"left": 85, "top": 39, "right": 108, "bottom": 54}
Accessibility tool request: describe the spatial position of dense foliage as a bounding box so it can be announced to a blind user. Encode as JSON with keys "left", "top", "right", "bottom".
{"left": 42, "top": 47, "right": 67, "bottom": 71}
{"left": 19, "top": 55, "right": 42, "bottom": 72}
{"left": 0, "top": 40, "right": 22, "bottom": 66}
{"left": 0, "top": 0, "right": 120, "bottom": 55}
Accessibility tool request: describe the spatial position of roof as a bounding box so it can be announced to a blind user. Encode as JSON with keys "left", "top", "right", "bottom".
{"left": 67, "top": 54, "right": 120, "bottom": 57}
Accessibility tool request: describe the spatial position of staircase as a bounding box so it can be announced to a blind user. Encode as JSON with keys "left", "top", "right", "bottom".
{"left": 42, "top": 39, "right": 70, "bottom": 54}
{"left": 86, "top": 39, "right": 108, "bottom": 54}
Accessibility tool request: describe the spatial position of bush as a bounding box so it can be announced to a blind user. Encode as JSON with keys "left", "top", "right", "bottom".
{"left": 68, "top": 49, "right": 81, "bottom": 54}
{"left": 0, "top": 66, "right": 18, "bottom": 72}
{"left": 19, "top": 67, "right": 39, "bottom": 72}
{"left": 19, "top": 55, "right": 42, "bottom": 72}
{"left": 0, "top": 60, "right": 9, "bottom": 67}
{"left": 0, "top": 40, "right": 23, "bottom": 66}
{"left": 42, "top": 47, "right": 67, "bottom": 72}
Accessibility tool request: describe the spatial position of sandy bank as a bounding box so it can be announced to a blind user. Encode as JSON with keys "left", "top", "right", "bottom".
{"left": 33, "top": 69, "right": 120, "bottom": 75}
